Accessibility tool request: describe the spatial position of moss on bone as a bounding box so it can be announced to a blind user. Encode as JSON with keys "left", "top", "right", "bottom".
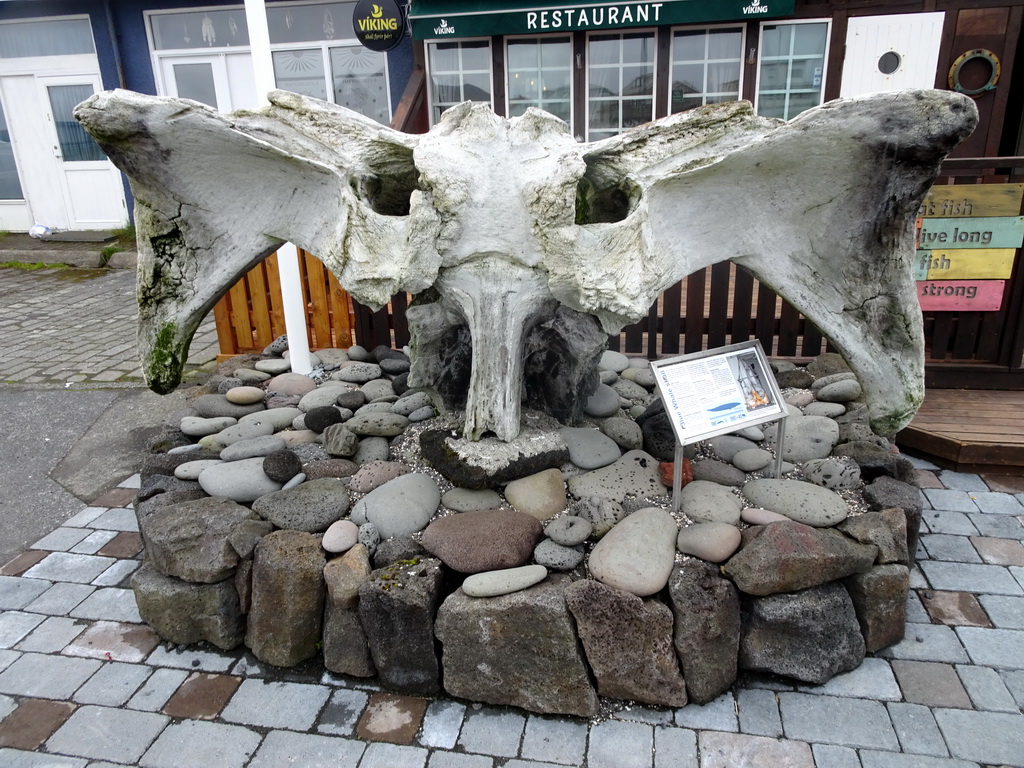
{"left": 146, "top": 322, "right": 184, "bottom": 395}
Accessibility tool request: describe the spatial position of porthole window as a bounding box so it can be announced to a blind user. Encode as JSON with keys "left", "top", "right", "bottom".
{"left": 878, "top": 51, "right": 901, "bottom": 75}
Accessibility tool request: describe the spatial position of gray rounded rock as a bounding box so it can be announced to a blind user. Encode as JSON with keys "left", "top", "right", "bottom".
{"left": 533, "top": 540, "right": 584, "bottom": 571}
{"left": 198, "top": 457, "right": 282, "bottom": 503}
{"left": 220, "top": 435, "right": 286, "bottom": 461}
{"left": 558, "top": 427, "right": 622, "bottom": 470}
{"left": 322, "top": 423, "right": 360, "bottom": 457}
{"left": 180, "top": 416, "right": 236, "bottom": 437}
{"left": 599, "top": 350, "right": 630, "bottom": 373}
{"left": 545, "top": 515, "right": 593, "bottom": 546}
{"left": 263, "top": 449, "right": 303, "bottom": 483}
{"left": 353, "top": 473, "right": 441, "bottom": 539}
{"left": 692, "top": 459, "right": 746, "bottom": 487}
{"left": 676, "top": 522, "right": 742, "bottom": 563}
{"left": 803, "top": 401, "right": 846, "bottom": 418}
{"left": 463, "top": 564, "right": 549, "bottom": 596}
{"left": 408, "top": 406, "right": 435, "bottom": 422}
{"left": 707, "top": 435, "right": 759, "bottom": 463}
{"left": 254, "top": 357, "right": 292, "bottom": 374}
{"left": 816, "top": 379, "right": 863, "bottom": 403}
{"left": 803, "top": 457, "right": 861, "bottom": 491}
{"left": 192, "top": 394, "right": 265, "bottom": 420}
{"left": 239, "top": 407, "right": 303, "bottom": 431}
{"left": 298, "top": 385, "right": 350, "bottom": 412}
{"left": 732, "top": 448, "right": 774, "bottom": 472}
{"left": 251, "top": 477, "right": 351, "bottom": 533}
{"left": 212, "top": 420, "right": 275, "bottom": 447}
{"left": 392, "top": 391, "right": 432, "bottom": 416}
{"left": 334, "top": 362, "right": 382, "bottom": 383}
{"left": 585, "top": 384, "right": 621, "bottom": 418}
{"left": 353, "top": 437, "right": 390, "bottom": 465}
{"left": 442, "top": 487, "right": 502, "bottom": 512}
{"left": 743, "top": 478, "right": 849, "bottom": 527}
{"left": 362, "top": 379, "right": 396, "bottom": 401}
{"left": 346, "top": 411, "right": 410, "bottom": 437}
{"left": 678, "top": 480, "right": 742, "bottom": 524}
{"left": 599, "top": 417, "right": 643, "bottom": 451}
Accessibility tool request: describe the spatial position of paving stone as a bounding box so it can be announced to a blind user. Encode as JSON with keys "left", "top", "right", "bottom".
{"left": 520, "top": 715, "right": 588, "bottom": 765}
{"left": 920, "top": 534, "right": 981, "bottom": 563}
{"left": 933, "top": 708, "right": 1024, "bottom": 765}
{"left": 890, "top": 660, "right": 972, "bottom": 709}
{"left": 62, "top": 620, "right": 160, "bottom": 663}
{"left": 1001, "top": 669, "right": 1024, "bottom": 707}
{"left": 937, "top": 471, "right": 989, "bottom": 492}
{"left": 457, "top": 707, "right": 525, "bottom": 758}
{"left": 0, "top": 574, "right": 52, "bottom": 609}
{"left": 31, "top": 527, "right": 91, "bottom": 552}
{"left": 810, "top": 744, "right": 861, "bottom": 768}
{"left": 91, "top": 489, "right": 138, "bottom": 509}
{"left": 221, "top": 679, "right": 330, "bottom": 731}
{"left": 72, "top": 661, "right": 152, "bottom": 706}
{"left": 735, "top": 688, "right": 783, "bottom": 737}
{"left": 956, "top": 626, "right": 1024, "bottom": 669}
{"left": 427, "top": 753, "right": 494, "bottom": 768}
{"left": 64, "top": 507, "right": 110, "bottom": 528}
{"left": 971, "top": 536, "right": 1024, "bottom": 565}
{"left": 970, "top": 491, "right": 1024, "bottom": 516}
{"left": 69, "top": 530, "right": 119, "bottom": 555}
{"left": 922, "top": 490, "right": 978, "bottom": 513}
{"left": 955, "top": 664, "right": 1020, "bottom": 712}
{"left": 0, "top": 551, "right": 48, "bottom": 577}
{"left": 22, "top": 553, "right": 116, "bottom": 584}
{"left": 418, "top": 699, "right": 465, "bottom": 749}
{"left": 612, "top": 705, "right": 672, "bottom": 725}
{"left": 885, "top": 701, "right": 948, "bottom": 757}
{"left": 919, "top": 561, "right": 1022, "bottom": 595}
{"left": 587, "top": 718, "right": 653, "bottom": 768}
{"left": 858, "top": 752, "right": 977, "bottom": 768}
{"left": 139, "top": 719, "right": 261, "bottom": 768}
{"left": 502, "top": 761, "right": 563, "bottom": 768}
{"left": 24, "top": 583, "right": 94, "bottom": 615}
{"left": 0, "top": 698, "right": 76, "bottom": 750}
{"left": 91, "top": 558, "right": 141, "bottom": 587}
{"left": 698, "top": 731, "right": 814, "bottom": 768}
{"left": 249, "top": 730, "right": 366, "bottom": 768}
{"left": 45, "top": 705, "right": 168, "bottom": 763}
{"left": 977, "top": 594, "right": 1024, "bottom": 629}
{"left": 877, "top": 621, "right": 970, "bottom": 663}
{"left": 923, "top": 511, "right": 979, "bottom": 536}
{"left": 653, "top": 726, "right": 697, "bottom": 768}
{"left": 14, "top": 617, "right": 85, "bottom": 653}
{"left": 317, "top": 688, "right": 369, "bottom": 737}
{"left": 915, "top": 470, "right": 944, "bottom": 490}
{"left": 970, "top": 512, "right": 1024, "bottom": 540}
{"left": 161, "top": 673, "right": 240, "bottom": 719}
{"left": 1014, "top": 564, "right": 1024, "bottom": 590}
{"left": 920, "top": 591, "right": 993, "bottom": 627}
{"left": 777, "top": 693, "right": 899, "bottom": 750}
{"left": 0, "top": 612, "right": 44, "bottom": 649}
{"left": 355, "top": 692, "right": 429, "bottom": 745}
{"left": 127, "top": 668, "right": 190, "bottom": 712}
{"left": 97, "top": 532, "right": 144, "bottom": 559}
{"left": 145, "top": 644, "right": 235, "bottom": 673}
{"left": 906, "top": 591, "right": 930, "bottom": 623}
{"left": 359, "top": 742, "right": 428, "bottom": 768}
{"left": 794, "top": 657, "right": 901, "bottom": 700}
{"left": 0, "top": 652, "right": 100, "bottom": 699}
{"left": 673, "top": 692, "right": 737, "bottom": 732}
{"left": 68, "top": 587, "right": 142, "bottom": 623}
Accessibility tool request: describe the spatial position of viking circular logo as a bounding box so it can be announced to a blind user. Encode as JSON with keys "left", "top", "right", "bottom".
{"left": 353, "top": 0, "right": 405, "bottom": 52}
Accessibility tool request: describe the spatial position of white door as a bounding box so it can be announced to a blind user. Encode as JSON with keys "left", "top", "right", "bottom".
{"left": 158, "top": 53, "right": 257, "bottom": 112}
{"left": 840, "top": 12, "right": 945, "bottom": 97}
{"left": 36, "top": 75, "right": 127, "bottom": 230}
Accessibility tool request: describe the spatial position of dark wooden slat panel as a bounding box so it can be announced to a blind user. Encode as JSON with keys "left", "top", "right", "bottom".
{"left": 730, "top": 266, "right": 754, "bottom": 345}
{"left": 661, "top": 281, "right": 682, "bottom": 354}
{"left": 684, "top": 269, "right": 707, "bottom": 354}
{"left": 777, "top": 301, "right": 801, "bottom": 357}
{"left": 708, "top": 262, "right": 730, "bottom": 349}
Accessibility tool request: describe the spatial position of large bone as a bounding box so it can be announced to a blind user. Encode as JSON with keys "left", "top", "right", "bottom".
{"left": 76, "top": 89, "right": 976, "bottom": 439}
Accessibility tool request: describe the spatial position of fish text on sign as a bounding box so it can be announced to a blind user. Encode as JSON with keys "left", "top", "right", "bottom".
{"left": 918, "top": 253, "right": 950, "bottom": 271}
{"left": 919, "top": 198, "right": 974, "bottom": 217}
{"left": 919, "top": 228, "right": 993, "bottom": 246}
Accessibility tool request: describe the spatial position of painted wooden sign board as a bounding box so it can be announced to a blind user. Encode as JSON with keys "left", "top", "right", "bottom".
{"left": 913, "top": 248, "right": 1016, "bottom": 280}
{"left": 650, "top": 340, "right": 787, "bottom": 446}
{"left": 918, "top": 216, "right": 1024, "bottom": 250}
{"left": 917, "top": 280, "right": 1005, "bottom": 311}
{"left": 919, "top": 184, "right": 1024, "bottom": 218}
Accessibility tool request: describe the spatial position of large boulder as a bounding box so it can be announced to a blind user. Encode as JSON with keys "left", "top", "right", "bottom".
{"left": 359, "top": 557, "right": 443, "bottom": 695}
{"left": 435, "top": 575, "right": 599, "bottom": 717}
{"left": 132, "top": 562, "right": 244, "bottom": 650}
{"left": 845, "top": 564, "right": 910, "bottom": 652}
{"left": 667, "top": 561, "right": 741, "bottom": 704}
{"left": 740, "top": 582, "right": 866, "bottom": 684}
{"left": 245, "top": 530, "right": 326, "bottom": 667}
{"left": 565, "top": 579, "right": 687, "bottom": 707}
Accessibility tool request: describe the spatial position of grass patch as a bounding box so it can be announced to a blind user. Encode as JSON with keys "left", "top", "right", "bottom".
{"left": 0, "top": 260, "right": 69, "bottom": 270}
{"left": 100, "top": 244, "right": 124, "bottom": 266}
{"left": 110, "top": 222, "right": 136, "bottom": 248}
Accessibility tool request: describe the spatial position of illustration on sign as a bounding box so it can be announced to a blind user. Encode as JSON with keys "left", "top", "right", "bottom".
{"left": 650, "top": 340, "right": 787, "bottom": 446}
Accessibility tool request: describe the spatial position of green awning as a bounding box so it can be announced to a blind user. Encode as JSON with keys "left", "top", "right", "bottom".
{"left": 410, "top": 0, "right": 795, "bottom": 39}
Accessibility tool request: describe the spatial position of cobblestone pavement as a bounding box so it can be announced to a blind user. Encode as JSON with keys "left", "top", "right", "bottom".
{"left": 1, "top": 265, "right": 1023, "bottom": 767}
{"left": 0, "top": 266, "right": 218, "bottom": 386}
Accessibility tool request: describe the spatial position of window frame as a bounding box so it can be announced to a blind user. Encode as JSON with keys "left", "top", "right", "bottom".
{"left": 754, "top": 18, "right": 832, "bottom": 122}
{"left": 584, "top": 27, "right": 657, "bottom": 142}
{"left": 503, "top": 34, "right": 574, "bottom": 132}
{"left": 667, "top": 23, "right": 746, "bottom": 115}
{"left": 424, "top": 37, "right": 494, "bottom": 126}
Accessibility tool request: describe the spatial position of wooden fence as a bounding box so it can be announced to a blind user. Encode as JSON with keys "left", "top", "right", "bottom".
{"left": 212, "top": 158, "right": 1024, "bottom": 389}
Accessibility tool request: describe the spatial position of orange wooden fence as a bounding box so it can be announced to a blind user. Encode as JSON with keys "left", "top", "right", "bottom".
{"left": 212, "top": 249, "right": 356, "bottom": 360}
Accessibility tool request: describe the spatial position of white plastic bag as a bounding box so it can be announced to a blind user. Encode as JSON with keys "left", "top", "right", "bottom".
{"left": 28, "top": 223, "right": 51, "bottom": 239}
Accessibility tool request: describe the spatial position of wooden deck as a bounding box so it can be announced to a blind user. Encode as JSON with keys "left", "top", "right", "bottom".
{"left": 896, "top": 389, "right": 1024, "bottom": 473}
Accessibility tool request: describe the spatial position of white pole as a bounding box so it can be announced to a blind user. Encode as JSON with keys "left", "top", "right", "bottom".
{"left": 243, "top": 0, "right": 313, "bottom": 374}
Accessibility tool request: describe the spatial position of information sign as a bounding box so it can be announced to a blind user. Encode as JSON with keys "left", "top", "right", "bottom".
{"left": 650, "top": 340, "right": 787, "bottom": 447}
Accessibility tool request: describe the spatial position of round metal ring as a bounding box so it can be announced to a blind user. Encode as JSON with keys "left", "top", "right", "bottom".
{"left": 948, "top": 48, "right": 1001, "bottom": 95}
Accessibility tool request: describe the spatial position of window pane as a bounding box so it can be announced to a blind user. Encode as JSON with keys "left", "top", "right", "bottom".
{"left": 268, "top": 3, "right": 356, "bottom": 44}
{"left": 173, "top": 63, "right": 218, "bottom": 107}
{"left": 429, "top": 43, "right": 460, "bottom": 73}
{"left": 48, "top": 85, "right": 105, "bottom": 162}
{"left": 622, "top": 98, "right": 652, "bottom": 128}
{"left": 0, "top": 18, "right": 94, "bottom": 58}
{"left": 428, "top": 41, "right": 492, "bottom": 122}
{"left": 670, "top": 27, "right": 742, "bottom": 114}
{"left": 274, "top": 49, "right": 327, "bottom": 101}
{"left": 674, "top": 31, "right": 705, "bottom": 62}
{"left": 331, "top": 47, "right": 389, "bottom": 123}
{"left": 621, "top": 34, "right": 653, "bottom": 64}
{"left": 707, "top": 62, "right": 740, "bottom": 95}
{"left": 708, "top": 29, "right": 742, "bottom": 60}
{"left": 587, "top": 32, "right": 654, "bottom": 138}
{"left": 0, "top": 100, "right": 24, "bottom": 199}
{"left": 151, "top": 10, "right": 249, "bottom": 49}
{"left": 674, "top": 63, "right": 705, "bottom": 95}
{"left": 463, "top": 73, "right": 491, "bottom": 101}
{"left": 757, "top": 22, "right": 828, "bottom": 120}
{"left": 589, "top": 36, "right": 620, "bottom": 66}
{"left": 589, "top": 101, "right": 618, "bottom": 130}
{"left": 460, "top": 42, "right": 491, "bottom": 71}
